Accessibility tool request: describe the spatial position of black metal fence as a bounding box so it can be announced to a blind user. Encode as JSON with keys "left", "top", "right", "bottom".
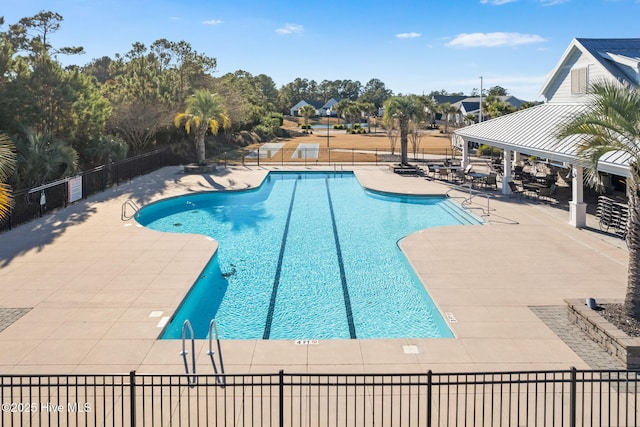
{"left": 235, "top": 146, "right": 460, "bottom": 167}
{"left": 1, "top": 369, "right": 639, "bottom": 426}
{"left": 1, "top": 148, "right": 177, "bottom": 232}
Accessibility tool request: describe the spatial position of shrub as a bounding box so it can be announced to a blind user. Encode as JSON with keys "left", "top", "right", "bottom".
{"left": 333, "top": 124, "right": 345, "bottom": 130}
{"left": 477, "top": 144, "right": 502, "bottom": 157}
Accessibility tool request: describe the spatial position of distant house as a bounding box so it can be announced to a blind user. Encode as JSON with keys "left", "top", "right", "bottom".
{"left": 452, "top": 95, "right": 526, "bottom": 123}
{"left": 431, "top": 95, "right": 466, "bottom": 105}
{"left": 289, "top": 100, "right": 325, "bottom": 117}
{"left": 321, "top": 98, "right": 339, "bottom": 117}
{"left": 454, "top": 38, "right": 640, "bottom": 228}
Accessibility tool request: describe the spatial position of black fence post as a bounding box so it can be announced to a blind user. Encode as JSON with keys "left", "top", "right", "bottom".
{"left": 427, "top": 370, "right": 432, "bottom": 427}
{"left": 569, "top": 367, "right": 576, "bottom": 427}
{"left": 257, "top": 148, "right": 260, "bottom": 167}
{"left": 130, "top": 370, "right": 136, "bottom": 427}
{"left": 279, "top": 370, "right": 284, "bottom": 427}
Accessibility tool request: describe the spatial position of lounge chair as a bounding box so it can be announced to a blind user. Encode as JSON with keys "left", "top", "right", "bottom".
{"left": 508, "top": 181, "right": 523, "bottom": 198}
{"left": 538, "top": 183, "right": 557, "bottom": 201}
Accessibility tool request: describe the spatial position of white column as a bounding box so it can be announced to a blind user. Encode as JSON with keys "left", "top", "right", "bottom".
{"left": 461, "top": 137, "right": 469, "bottom": 168}
{"left": 502, "top": 149, "right": 513, "bottom": 195}
{"left": 514, "top": 152, "right": 523, "bottom": 166}
{"left": 569, "top": 165, "right": 587, "bottom": 228}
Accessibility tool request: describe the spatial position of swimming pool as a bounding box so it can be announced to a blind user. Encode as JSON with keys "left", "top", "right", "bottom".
{"left": 136, "top": 172, "right": 481, "bottom": 340}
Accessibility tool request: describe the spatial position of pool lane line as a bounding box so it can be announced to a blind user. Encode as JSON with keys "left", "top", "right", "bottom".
{"left": 325, "top": 178, "right": 357, "bottom": 339}
{"left": 263, "top": 179, "right": 298, "bottom": 340}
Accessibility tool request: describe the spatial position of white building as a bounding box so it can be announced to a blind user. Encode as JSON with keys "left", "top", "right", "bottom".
{"left": 453, "top": 38, "right": 640, "bottom": 228}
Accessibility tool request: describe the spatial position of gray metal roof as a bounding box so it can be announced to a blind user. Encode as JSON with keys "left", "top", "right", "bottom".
{"left": 454, "top": 103, "right": 631, "bottom": 177}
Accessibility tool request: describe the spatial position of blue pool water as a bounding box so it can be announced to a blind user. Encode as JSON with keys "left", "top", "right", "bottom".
{"left": 135, "top": 172, "right": 481, "bottom": 340}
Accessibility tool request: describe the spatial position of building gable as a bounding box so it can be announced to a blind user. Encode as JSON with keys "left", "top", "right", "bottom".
{"left": 540, "top": 38, "right": 640, "bottom": 103}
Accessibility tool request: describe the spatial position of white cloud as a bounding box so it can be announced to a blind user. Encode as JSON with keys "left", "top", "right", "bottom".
{"left": 396, "top": 32, "right": 421, "bottom": 39}
{"left": 202, "top": 19, "right": 223, "bottom": 25}
{"left": 276, "top": 24, "right": 304, "bottom": 35}
{"left": 539, "top": 0, "right": 570, "bottom": 5}
{"left": 480, "top": 0, "right": 517, "bottom": 4}
{"left": 446, "top": 32, "right": 546, "bottom": 48}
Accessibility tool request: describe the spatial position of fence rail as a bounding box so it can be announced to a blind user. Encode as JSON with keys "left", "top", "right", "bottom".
{"left": 1, "top": 369, "right": 639, "bottom": 426}
{"left": 235, "top": 146, "right": 460, "bottom": 167}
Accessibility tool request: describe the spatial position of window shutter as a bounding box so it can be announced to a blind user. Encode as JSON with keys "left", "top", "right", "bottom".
{"left": 571, "top": 68, "right": 587, "bottom": 94}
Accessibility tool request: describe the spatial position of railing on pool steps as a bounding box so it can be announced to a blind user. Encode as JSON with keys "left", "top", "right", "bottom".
{"left": 446, "top": 183, "right": 495, "bottom": 217}
{"left": 121, "top": 199, "right": 140, "bottom": 221}
{"left": 207, "top": 319, "right": 226, "bottom": 387}
{"left": 180, "top": 320, "right": 197, "bottom": 387}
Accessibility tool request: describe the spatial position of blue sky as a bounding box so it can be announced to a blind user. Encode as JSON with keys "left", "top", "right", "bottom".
{"left": 4, "top": 0, "right": 640, "bottom": 101}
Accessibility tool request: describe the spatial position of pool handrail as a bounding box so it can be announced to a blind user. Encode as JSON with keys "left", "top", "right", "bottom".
{"left": 207, "top": 319, "right": 226, "bottom": 387}
{"left": 446, "top": 183, "right": 495, "bottom": 217}
{"left": 180, "top": 320, "right": 197, "bottom": 386}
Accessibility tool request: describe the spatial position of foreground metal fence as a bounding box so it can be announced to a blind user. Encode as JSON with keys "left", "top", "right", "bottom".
{"left": 1, "top": 369, "right": 639, "bottom": 426}
{"left": 1, "top": 149, "right": 176, "bottom": 232}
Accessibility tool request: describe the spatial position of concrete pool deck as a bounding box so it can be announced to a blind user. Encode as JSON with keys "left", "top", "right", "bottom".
{"left": 0, "top": 165, "right": 629, "bottom": 375}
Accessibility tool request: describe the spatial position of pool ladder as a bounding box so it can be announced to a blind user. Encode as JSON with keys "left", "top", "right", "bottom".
{"left": 121, "top": 199, "right": 140, "bottom": 221}
{"left": 180, "top": 319, "right": 225, "bottom": 387}
{"left": 207, "top": 319, "right": 226, "bottom": 387}
{"left": 180, "top": 320, "right": 197, "bottom": 387}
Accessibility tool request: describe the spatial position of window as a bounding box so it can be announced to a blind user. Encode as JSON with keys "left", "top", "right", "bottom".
{"left": 571, "top": 68, "right": 588, "bottom": 94}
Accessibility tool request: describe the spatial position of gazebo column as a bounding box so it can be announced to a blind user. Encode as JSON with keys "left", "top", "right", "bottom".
{"left": 460, "top": 137, "right": 470, "bottom": 168}
{"left": 502, "top": 149, "right": 513, "bottom": 195}
{"left": 514, "top": 152, "right": 523, "bottom": 166}
{"left": 569, "top": 165, "right": 587, "bottom": 228}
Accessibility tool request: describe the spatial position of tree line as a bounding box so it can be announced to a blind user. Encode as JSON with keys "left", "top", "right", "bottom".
{"left": 0, "top": 10, "right": 532, "bottom": 218}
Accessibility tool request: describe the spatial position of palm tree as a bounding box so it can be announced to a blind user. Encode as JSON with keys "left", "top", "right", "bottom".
{"left": 439, "top": 103, "right": 460, "bottom": 134}
{"left": 422, "top": 96, "right": 437, "bottom": 128}
{"left": 174, "top": 90, "right": 230, "bottom": 165}
{"left": 298, "top": 104, "right": 316, "bottom": 130}
{"left": 0, "top": 133, "right": 16, "bottom": 221}
{"left": 558, "top": 81, "right": 640, "bottom": 320}
{"left": 13, "top": 128, "right": 78, "bottom": 189}
{"left": 85, "top": 135, "right": 128, "bottom": 165}
{"left": 334, "top": 99, "right": 351, "bottom": 128}
{"left": 358, "top": 101, "right": 376, "bottom": 133}
{"left": 382, "top": 96, "right": 426, "bottom": 165}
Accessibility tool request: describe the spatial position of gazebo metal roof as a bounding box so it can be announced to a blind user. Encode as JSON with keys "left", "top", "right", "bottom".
{"left": 453, "top": 102, "right": 631, "bottom": 177}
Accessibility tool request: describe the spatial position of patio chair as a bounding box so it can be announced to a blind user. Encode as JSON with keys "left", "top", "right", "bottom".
{"left": 453, "top": 169, "right": 465, "bottom": 183}
{"left": 513, "top": 165, "right": 524, "bottom": 180}
{"left": 437, "top": 167, "right": 449, "bottom": 180}
{"left": 484, "top": 173, "right": 498, "bottom": 190}
{"left": 508, "top": 181, "right": 524, "bottom": 198}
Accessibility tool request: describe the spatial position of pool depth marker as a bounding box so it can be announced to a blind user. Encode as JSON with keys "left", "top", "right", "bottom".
{"left": 263, "top": 180, "right": 298, "bottom": 339}
{"left": 325, "top": 178, "right": 357, "bottom": 339}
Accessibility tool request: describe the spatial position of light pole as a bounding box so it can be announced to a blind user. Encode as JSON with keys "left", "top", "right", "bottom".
{"left": 479, "top": 76, "right": 483, "bottom": 123}
{"left": 326, "top": 110, "right": 330, "bottom": 147}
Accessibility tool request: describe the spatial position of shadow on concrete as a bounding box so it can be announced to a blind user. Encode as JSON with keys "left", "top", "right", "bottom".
{"left": 0, "top": 167, "right": 181, "bottom": 267}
